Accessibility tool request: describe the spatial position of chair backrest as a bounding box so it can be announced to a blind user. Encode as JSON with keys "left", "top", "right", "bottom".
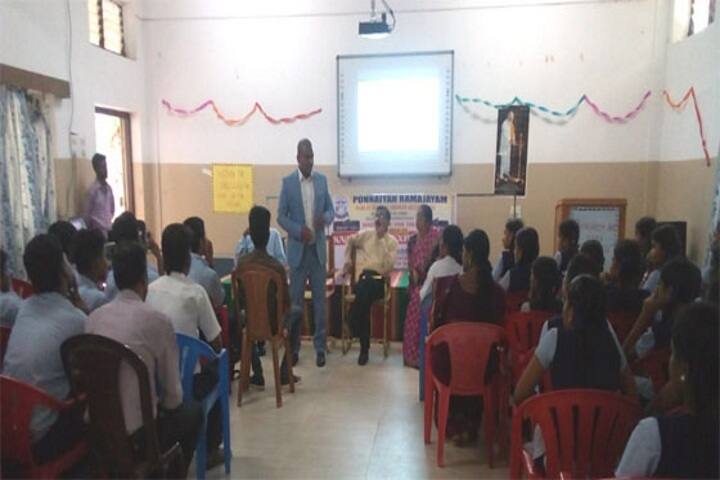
{"left": 233, "top": 263, "right": 287, "bottom": 341}
{"left": 11, "top": 278, "right": 33, "bottom": 299}
{"left": 505, "top": 290, "right": 529, "bottom": 313}
{"left": 215, "top": 305, "right": 230, "bottom": 350}
{"left": 326, "top": 234, "right": 335, "bottom": 278}
{"left": 426, "top": 322, "right": 506, "bottom": 394}
{"left": 175, "top": 333, "right": 221, "bottom": 402}
{"left": 511, "top": 389, "right": 641, "bottom": 479}
{"left": 606, "top": 310, "right": 637, "bottom": 344}
{"left": 0, "top": 375, "right": 71, "bottom": 467}
{"left": 506, "top": 310, "right": 554, "bottom": 354}
{"left": 0, "top": 325, "right": 11, "bottom": 366}
{"left": 61, "top": 334, "right": 161, "bottom": 478}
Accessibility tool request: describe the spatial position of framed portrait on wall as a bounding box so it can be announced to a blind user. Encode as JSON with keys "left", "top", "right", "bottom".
{"left": 494, "top": 105, "right": 529, "bottom": 196}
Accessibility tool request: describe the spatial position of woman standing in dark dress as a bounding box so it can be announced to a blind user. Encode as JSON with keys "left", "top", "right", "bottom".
{"left": 431, "top": 229, "right": 506, "bottom": 445}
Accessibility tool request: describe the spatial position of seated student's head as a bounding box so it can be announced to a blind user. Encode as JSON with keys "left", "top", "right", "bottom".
{"left": 656, "top": 257, "right": 701, "bottom": 312}
{"left": 580, "top": 239, "right": 605, "bottom": 272}
{"left": 416, "top": 204, "right": 433, "bottom": 234}
{"left": 514, "top": 227, "right": 539, "bottom": 267}
{"left": 634, "top": 216, "right": 657, "bottom": 254}
{"left": 183, "top": 216, "right": 206, "bottom": 254}
{"left": 0, "top": 248, "right": 9, "bottom": 292}
{"left": 563, "top": 274, "right": 607, "bottom": 330}
{"left": 440, "top": 225, "right": 464, "bottom": 265}
{"left": 23, "top": 234, "right": 73, "bottom": 295}
{"left": 111, "top": 211, "right": 140, "bottom": 244}
{"left": 502, "top": 218, "right": 524, "bottom": 252}
{"left": 137, "top": 219, "right": 148, "bottom": 246}
{"left": 558, "top": 219, "right": 580, "bottom": 253}
{"left": 73, "top": 229, "right": 108, "bottom": 283}
{"left": 48, "top": 220, "right": 78, "bottom": 262}
{"left": 562, "top": 253, "right": 602, "bottom": 299}
{"left": 529, "top": 256, "right": 561, "bottom": 308}
{"left": 610, "top": 239, "right": 644, "bottom": 288}
{"left": 113, "top": 242, "right": 149, "bottom": 300}
{"left": 248, "top": 206, "right": 271, "bottom": 250}
{"left": 375, "top": 206, "right": 391, "bottom": 237}
{"left": 463, "top": 229, "right": 491, "bottom": 271}
{"left": 162, "top": 223, "right": 192, "bottom": 275}
{"left": 649, "top": 224, "right": 682, "bottom": 269}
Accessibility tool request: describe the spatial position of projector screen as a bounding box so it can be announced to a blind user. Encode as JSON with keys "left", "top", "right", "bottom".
{"left": 337, "top": 51, "right": 454, "bottom": 177}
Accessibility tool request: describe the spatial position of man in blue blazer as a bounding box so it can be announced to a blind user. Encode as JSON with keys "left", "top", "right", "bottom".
{"left": 278, "top": 139, "right": 335, "bottom": 367}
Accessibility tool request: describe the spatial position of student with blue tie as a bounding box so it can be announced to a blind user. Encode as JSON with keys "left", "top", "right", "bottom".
{"left": 278, "top": 138, "right": 335, "bottom": 368}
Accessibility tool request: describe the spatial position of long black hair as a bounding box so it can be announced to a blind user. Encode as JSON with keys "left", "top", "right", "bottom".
{"left": 442, "top": 225, "right": 463, "bottom": 265}
{"left": 671, "top": 302, "right": 719, "bottom": 478}
{"left": 529, "top": 256, "right": 562, "bottom": 312}
{"left": 566, "top": 274, "right": 619, "bottom": 389}
{"left": 464, "top": 229, "right": 496, "bottom": 322}
{"left": 505, "top": 218, "right": 524, "bottom": 252}
{"left": 613, "top": 239, "right": 644, "bottom": 288}
{"left": 515, "top": 227, "right": 539, "bottom": 267}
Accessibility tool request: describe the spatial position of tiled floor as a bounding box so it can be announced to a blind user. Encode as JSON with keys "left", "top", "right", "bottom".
{"left": 204, "top": 341, "right": 509, "bottom": 479}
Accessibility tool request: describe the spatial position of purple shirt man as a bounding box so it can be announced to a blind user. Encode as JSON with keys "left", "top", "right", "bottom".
{"left": 83, "top": 153, "right": 114, "bottom": 237}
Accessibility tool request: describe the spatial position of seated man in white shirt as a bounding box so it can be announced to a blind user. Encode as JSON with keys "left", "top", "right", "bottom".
{"left": 72, "top": 229, "right": 110, "bottom": 313}
{"left": 235, "top": 227, "right": 287, "bottom": 267}
{"left": 183, "top": 216, "right": 225, "bottom": 308}
{"left": 146, "top": 223, "right": 224, "bottom": 467}
{"left": 87, "top": 242, "right": 202, "bottom": 477}
{"left": 0, "top": 248, "right": 22, "bottom": 327}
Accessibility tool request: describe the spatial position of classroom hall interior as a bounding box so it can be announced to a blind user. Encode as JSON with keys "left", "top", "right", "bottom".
{"left": 0, "top": 0, "right": 718, "bottom": 479}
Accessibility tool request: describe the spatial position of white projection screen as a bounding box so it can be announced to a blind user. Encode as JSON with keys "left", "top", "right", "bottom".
{"left": 337, "top": 51, "right": 454, "bottom": 178}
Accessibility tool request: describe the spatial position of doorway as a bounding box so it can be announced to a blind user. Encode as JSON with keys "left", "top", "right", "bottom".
{"left": 94, "top": 107, "right": 134, "bottom": 217}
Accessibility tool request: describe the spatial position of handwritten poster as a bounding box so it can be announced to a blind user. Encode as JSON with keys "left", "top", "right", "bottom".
{"left": 212, "top": 164, "right": 253, "bottom": 213}
{"left": 569, "top": 206, "right": 621, "bottom": 271}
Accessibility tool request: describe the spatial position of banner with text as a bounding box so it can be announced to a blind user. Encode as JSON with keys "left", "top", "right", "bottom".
{"left": 332, "top": 193, "right": 455, "bottom": 271}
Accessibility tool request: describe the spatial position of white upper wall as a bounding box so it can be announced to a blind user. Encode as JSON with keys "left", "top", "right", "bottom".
{"left": 0, "top": 0, "right": 145, "bottom": 160}
{"left": 141, "top": 0, "right": 669, "bottom": 166}
{"left": 657, "top": 21, "right": 719, "bottom": 162}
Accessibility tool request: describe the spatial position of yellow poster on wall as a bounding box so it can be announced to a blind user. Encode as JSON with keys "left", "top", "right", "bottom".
{"left": 212, "top": 164, "right": 253, "bottom": 213}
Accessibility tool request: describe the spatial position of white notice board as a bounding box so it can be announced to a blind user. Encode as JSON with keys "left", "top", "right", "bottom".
{"left": 569, "top": 206, "right": 622, "bottom": 271}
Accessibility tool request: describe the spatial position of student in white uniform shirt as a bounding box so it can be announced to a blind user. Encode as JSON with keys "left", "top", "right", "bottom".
{"left": 72, "top": 229, "right": 110, "bottom": 313}
{"left": 641, "top": 224, "right": 683, "bottom": 293}
{"left": 0, "top": 249, "right": 22, "bottom": 328}
{"left": 183, "top": 216, "right": 225, "bottom": 308}
{"left": 616, "top": 302, "right": 718, "bottom": 479}
{"left": 419, "top": 225, "right": 464, "bottom": 302}
{"left": 145, "top": 223, "right": 225, "bottom": 467}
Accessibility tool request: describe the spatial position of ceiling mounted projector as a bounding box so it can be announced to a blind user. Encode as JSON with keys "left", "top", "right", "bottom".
{"left": 359, "top": 0, "right": 396, "bottom": 39}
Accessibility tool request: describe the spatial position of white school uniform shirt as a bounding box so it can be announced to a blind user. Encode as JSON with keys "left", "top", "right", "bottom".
{"left": 0, "top": 290, "right": 22, "bottom": 327}
{"left": 77, "top": 273, "right": 109, "bottom": 313}
{"left": 419, "top": 256, "right": 463, "bottom": 301}
{"left": 615, "top": 418, "right": 661, "bottom": 477}
{"left": 641, "top": 269, "right": 661, "bottom": 293}
{"left": 146, "top": 272, "right": 221, "bottom": 342}
{"left": 188, "top": 253, "right": 225, "bottom": 308}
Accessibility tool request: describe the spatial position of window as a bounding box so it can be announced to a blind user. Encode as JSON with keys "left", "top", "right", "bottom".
{"left": 88, "top": 0, "right": 125, "bottom": 55}
{"left": 672, "top": 0, "right": 716, "bottom": 42}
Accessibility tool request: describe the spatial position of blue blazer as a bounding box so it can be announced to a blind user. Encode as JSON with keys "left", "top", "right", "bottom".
{"left": 277, "top": 171, "right": 335, "bottom": 268}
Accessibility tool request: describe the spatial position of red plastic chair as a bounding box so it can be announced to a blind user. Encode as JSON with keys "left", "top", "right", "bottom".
{"left": 11, "top": 278, "right": 33, "bottom": 299}
{"left": 505, "top": 310, "right": 554, "bottom": 385}
{"left": 423, "top": 322, "right": 509, "bottom": 468}
{"left": 607, "top": 310, "right": 638, "bottom": 344}
{"left": 631, "top": 348, "right": 671, "bottom": 393}
{"left": 0, "top": 325, "right": 11, "bottom": 367}
{"left": 505, "top": 290, "right": 529, "bottom": 315}
{"left": 509, "top": 389, "right": 641, "bottom": 479}
{"left": 0, "top": 375, "right": 87, "bottom": 478}
{"left": 215, "top": 305, "right": 233, "bottom": 394}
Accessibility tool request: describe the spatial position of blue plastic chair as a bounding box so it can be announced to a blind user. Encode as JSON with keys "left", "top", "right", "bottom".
{"left": 418, "top": 295, "right": 433, "bottom": 401}
{"left": 176, "top": 333, "right": 231, "bottom": 479}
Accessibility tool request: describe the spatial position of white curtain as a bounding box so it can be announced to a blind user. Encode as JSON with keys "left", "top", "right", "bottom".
{"left": 0, "top": 86, "right": 56, "bottom": 277}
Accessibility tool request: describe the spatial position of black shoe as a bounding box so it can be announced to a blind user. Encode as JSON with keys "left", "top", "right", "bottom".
{"left": 292, "top": 352, "right": 299, "bottom": 366}
{"left": 250, "top": 375, "right": 265, "bottom": 389}
{"left": 316, "top": 352, "right": 326, "bottom": 368}
{"left": 281, "top": 373, "right": 301, "bottom": 385}
{"left": 358, "top": 350, "right": 369, "bottom": 366}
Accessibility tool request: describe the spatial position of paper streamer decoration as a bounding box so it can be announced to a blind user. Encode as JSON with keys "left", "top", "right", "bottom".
{"left": 662, "top": 87, "right": 711, "bottom": 166}
{"left": 161, "top": 99, "right": 322, "bottom": 126}
{"left": 212, "top": 164, "right": 253, "bottom": 213}
{"left": 456, "top": 91, "right": 652, "bottom": 122}
{"left": 457, "top": 88, "right": 712, "bottom": 164}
